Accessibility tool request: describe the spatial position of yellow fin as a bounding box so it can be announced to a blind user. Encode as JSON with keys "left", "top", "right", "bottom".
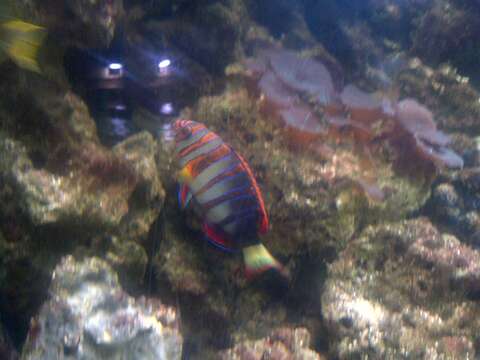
{"left": 243, "top": 244, "right": 283, "bottom": 279}
{"left": 0, "top": 19, "right": 46, "bottom": 72}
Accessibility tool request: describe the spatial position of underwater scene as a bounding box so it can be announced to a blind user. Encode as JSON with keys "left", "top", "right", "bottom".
{"left": 2, "top": 0, "right": 480, "bottom": 359}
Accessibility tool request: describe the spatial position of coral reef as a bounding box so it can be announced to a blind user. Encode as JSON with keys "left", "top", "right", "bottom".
{"left": 322, "top": 218, "right": 480, "bottom": 359}
{"left": 1, "top": 0, "right": 480, "bottom": 358}
{"left": 21, "top": 256, "right": 183, "bottom": 359}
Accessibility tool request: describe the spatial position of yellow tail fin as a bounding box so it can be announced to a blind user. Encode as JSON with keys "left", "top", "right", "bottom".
{"left": 0, "top": 19, "right": 46, "bottom": 72}
{"left": 243, "top": 243, "right": 287, "bottom": 280}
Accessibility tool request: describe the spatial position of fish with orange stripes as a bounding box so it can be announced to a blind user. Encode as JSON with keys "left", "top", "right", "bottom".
{"left": 167, "top": 119, "right": 288, "bottom": 282}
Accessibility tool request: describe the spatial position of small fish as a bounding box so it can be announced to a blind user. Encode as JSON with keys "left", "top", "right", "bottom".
{"left": 0, "top": 3, "right": 46, "bottom": 72}
{"left": 169, "top": 119, "right": 288, "bottom": 281}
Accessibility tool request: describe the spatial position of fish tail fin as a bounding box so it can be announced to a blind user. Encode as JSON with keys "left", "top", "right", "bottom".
{"left": 0, "top": 19, "right": 46, "bottom": 72}
{"left": 242, "top": 243, "right": 288, "bottom": 281}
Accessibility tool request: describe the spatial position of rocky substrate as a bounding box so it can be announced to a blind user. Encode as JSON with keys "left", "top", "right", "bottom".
{"left": 21, "top": 256, "right": 183, "bottom": 360}
{"left": 322, "top": 218, "right": 480, "bottom": 359}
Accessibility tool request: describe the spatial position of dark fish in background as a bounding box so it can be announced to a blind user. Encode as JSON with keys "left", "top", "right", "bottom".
{"left": 0, "top": 2, "right": 46, "bottom": 73}
{"left": 168, "top": 119, "right": 288, "bottom": 281}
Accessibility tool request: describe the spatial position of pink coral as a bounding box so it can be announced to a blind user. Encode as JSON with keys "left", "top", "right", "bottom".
{"left": 244, "top": 47, "right": 464, "bottom": 174}
{"left": 257, "top": 68, "right": 327, "bottom": 147}
{"left": 266, "top": 49, "right": 336, "bottom": 105}
{"left": 392, "top": 99, "right": 464, "bottom": 169}
{"left": 340, "top": 84, "right": 384, "bottom": 123}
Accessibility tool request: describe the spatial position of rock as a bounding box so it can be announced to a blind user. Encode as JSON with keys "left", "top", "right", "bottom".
{"left": 0, "top": 73, "right": 103, "bottom": 226}
{"left": 103, "top": 132, "right": 164, "bottom": 290}
{"left": 21, "top": 256, "right": 183, "bottom": 360}
{"left": 245, "top": 0, "right": 317, "bottom": 49}
{"left": 153, "top": 215, "right": 210, "bottom": 296}
{"left": 64, "top": 0, "right": 124, "bottom": 46}
{"left": 111, "top": 131, "right": 165, "bottom": 242}
{"left": 0, "top": 134, "right": 115, "bottom": 226}
{"left": 0, "top": 71, "right": 164, "bottom": 344}
{"left": 0, "top": 70, "right": 164, "bottom": 231}
{"left": 152, "top": 138, "right": 212, "bottom": 297}
{"left": 0, "top": 129, "right": 164, "bottom": 344}
{"left": 140, "top": 0, "right": 249, "bottom": 75}
{"left": 298, "top": 0, "right": 425, "bottom": 76}
{"left": 411, "top": 0, "right": 480, "bottom": 77}
{"left": 105, "top": 235, "right": 149, "bottom": 291}
{"left": 322, "top": 218, "right": 480, "bottom": 359}
{"left": 425, "top": 168, "right": 480, "bottom": 248}
{"left": 0, "top": 52, "right": 165, "bottom": 350}
{"left": 219, "top": 327, "right": 324, "bottom": 360}
{"left": 15, "top": 0, "right": 124, "bottom": 48}
{"left": 0, "top": 129, "right": 161, "bottom": 231}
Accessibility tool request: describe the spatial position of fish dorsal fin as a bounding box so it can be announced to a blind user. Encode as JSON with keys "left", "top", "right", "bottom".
{"left": 234, "top": 151, "right": 269, "bottom": 234}
{"left": 202, "top": 223, "right": 235, "bottom": 252}
{"left": 178, "top": 183, "right": 193, "bottom": 210}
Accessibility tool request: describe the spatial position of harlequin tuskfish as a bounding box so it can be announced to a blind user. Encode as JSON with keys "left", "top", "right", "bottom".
{"left": 168, "top": 119, "right": 287, "bottom": 280}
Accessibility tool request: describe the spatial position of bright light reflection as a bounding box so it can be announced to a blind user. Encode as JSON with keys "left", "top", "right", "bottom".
{"left": 108, "top": 63, "right": 123, "bottom": 70}
{"left": 160, "top": 103, "right": 174, "bottom": 114}
{"left": 158, "top": 59, "right": 171, "bottom": 69}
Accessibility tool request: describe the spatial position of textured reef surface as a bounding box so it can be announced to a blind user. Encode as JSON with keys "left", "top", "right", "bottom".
{"left": 2, "top": 0, "right": 480, "bottom": 359}
{"left": 323, "top": 218, "right": 480, "bottom": 359}
{"left": 21, "top": 256, "right": 182, "bottom": 360}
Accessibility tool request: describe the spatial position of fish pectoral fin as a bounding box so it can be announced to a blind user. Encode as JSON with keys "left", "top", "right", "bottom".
{"left": 177, "top": 183, "right": 193, "bottom": 210}
{"left": 202, "top": 223, "right": 235, "bottom": 252}
{"left": 0, "top": 19, "right": 46, "bottom": 72}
